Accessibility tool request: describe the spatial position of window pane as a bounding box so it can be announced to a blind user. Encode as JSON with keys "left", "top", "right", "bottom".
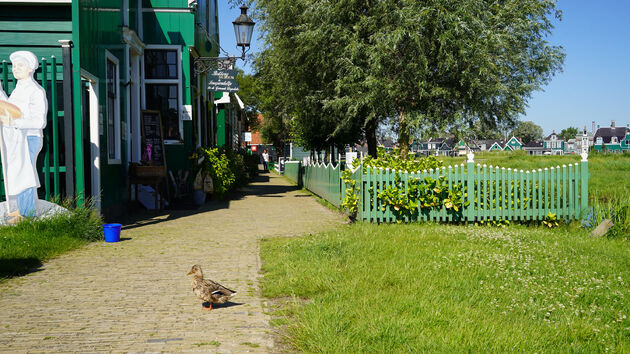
{"left": 144, "top": 49, "right": 178, "bottom": 79}
{"left": 146, "top": 84, "right": 180, "bottom": 140}
{"left": 108, "top": 99, "right": 115, "bottom": 159}
{"left": 166, "top": 51, "right": 176, "bottom": 64}
{"left": 106, "top": 58, "right": 118, "bottom": 160}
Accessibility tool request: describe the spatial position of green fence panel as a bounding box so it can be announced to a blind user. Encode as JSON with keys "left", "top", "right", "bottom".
{"left": 284, "top": 161, "right": 300, "bottom": 184}
{"left": 299, "top": 158, "right": 588, "bottom": 224}
{"left": 0, "top": 56, "right": 62, "bottom": 203}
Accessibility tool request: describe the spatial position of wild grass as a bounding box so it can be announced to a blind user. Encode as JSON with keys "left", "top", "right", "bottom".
{"left": 439, "top": 151, "right": 630, "bottom": 200}
{"left": 261, "top": 223, "right": 630, "bottom": 352}
{"left": 586, "top": 195, "right": 630, "bottom": 239}
{"left": 0, "top": 205, "right": 103, "bottom": 279}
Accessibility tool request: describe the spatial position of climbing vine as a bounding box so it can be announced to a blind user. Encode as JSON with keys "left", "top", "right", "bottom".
{"left": 377, "top": 174, "right": 469, "bottom": 222}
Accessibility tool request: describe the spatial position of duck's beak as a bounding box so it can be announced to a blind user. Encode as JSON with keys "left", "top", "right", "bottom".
{"left": 187, "top": 270, "right": 194, "bottom": 275}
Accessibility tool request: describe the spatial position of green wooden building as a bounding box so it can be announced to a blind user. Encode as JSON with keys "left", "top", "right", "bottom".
{"left": 0, "top": 0, "right": 225, "bottom": 219}
{"left": 503, "top": 136, "right": 523, "bottom": 151}
{"left": 593, "top": 121, "right": 630, "bottom": 153}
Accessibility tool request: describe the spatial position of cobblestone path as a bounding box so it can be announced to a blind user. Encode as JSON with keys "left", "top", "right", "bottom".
{"left": 0, "top": 173, "right": 344, "bottom": 352}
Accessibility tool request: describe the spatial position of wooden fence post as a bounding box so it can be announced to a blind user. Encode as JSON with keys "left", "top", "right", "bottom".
{"left": 466, "top": 152, "right": 475, "bottom": 223}
{"left": 580, "top": 153, "right": 589, "bottom": 218}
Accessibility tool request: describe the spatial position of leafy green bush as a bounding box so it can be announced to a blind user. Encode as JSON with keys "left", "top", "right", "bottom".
{"left": 377, "top": 173, "right": 469, "bottom": 222}
{"left": 228, "top": 152, "right": 248, "bottom": 188}
{"left": 342, "top": 149, "right": 465, "bottom": 222}
{"left": 341, "top": 169, "right": 359, "bottom": 220}
{"left": 196, "top": 147, "right": 235, "bottom": 199}
{"left": 243, "top": 153, "right": 260, "bottom": 179}
{"left": 361, "top": 147, "right": 442, "bottom": 172}
{"left": 193, "top": 148, "right": 259, "bottom": 199}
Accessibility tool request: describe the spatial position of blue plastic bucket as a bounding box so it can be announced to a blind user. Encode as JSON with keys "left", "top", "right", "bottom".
{"left": 103, "top": 223, "right": 122, "bottom": 243}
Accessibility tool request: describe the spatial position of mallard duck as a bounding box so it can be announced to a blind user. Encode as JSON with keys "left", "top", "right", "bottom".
{"left": 187, "top": 265, "right": 236, "bottom": 310}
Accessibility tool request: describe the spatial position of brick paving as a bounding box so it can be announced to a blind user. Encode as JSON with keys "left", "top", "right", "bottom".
{"left": 0, "top": 173, "right": 343, "bottom": 353}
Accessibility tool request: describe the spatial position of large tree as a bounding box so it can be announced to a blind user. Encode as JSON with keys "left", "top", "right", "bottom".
{"left": 249, "top": 0, "right": 565, "bottom": 158}
{"left": 235, "top": 70, "right": 262, "bottom": 130}
{"left": 511, "top": 121, "right": 544, "bottom": 145}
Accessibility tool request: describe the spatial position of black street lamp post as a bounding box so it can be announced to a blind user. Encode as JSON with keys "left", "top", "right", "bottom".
{"left": 194, "top": 6, "right": 256, "bottom": 75}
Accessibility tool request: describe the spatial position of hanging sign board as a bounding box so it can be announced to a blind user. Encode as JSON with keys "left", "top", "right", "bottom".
{"left": 208, "top": 69, "right": 239, "bottom": 92}
{"left": 243, "top": 132, "right": 252, "bottom": 142}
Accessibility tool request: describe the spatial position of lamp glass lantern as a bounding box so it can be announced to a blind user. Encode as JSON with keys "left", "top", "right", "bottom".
{"left": 233, "top": 6, "right": 255, "bottom": 57}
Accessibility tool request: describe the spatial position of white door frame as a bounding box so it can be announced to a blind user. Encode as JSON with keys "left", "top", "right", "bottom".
{"left": 80, "top": 70, "right": 101, "bottom": 212}
{"left": 130, "top": 51, "right": 142, "bottom": 163}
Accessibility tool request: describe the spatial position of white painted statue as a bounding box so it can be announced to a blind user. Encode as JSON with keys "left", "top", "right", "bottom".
{"left": 0, "top": 51, "right": 49, "bottom": 224}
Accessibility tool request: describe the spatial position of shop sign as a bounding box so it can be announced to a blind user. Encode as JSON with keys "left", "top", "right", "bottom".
{"left": 208, "top": 69, "right": 239, "bottom": 92}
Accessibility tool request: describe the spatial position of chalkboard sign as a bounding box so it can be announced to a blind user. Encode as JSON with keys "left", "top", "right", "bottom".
{"left": 140, "top": 110, "right": 166, "bottom": 167}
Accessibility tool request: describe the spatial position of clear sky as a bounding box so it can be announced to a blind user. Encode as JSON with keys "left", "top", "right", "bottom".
{"left": 524, "top": 0, "right": 630, "bottom": 135}
{"left": 217, "top": 2, "right": 260, "bottom": 73}
{"left": 218, "top": 1, "right": 630, "bottom": 135}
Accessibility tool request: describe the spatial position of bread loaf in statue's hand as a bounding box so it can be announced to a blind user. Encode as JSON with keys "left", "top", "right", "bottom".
{"left": 0, "top": 100, "right": 21, "bottom": 125}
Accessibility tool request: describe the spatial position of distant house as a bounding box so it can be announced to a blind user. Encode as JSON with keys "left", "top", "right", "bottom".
{"left": 438, "top": 138, "right": 455, "bottom": 156}
{"left": 593, "top": 121, "right": 630, "bottom": 153}
{"left": 474, "top": 139, "right": 501, "bottom": 152}
{"left": 415, "top": 137, "right": 443, "bottom": 156}
{"left": 503, "top": 136, "right": 523, "bottom": 151}
{"left": 523, "top": 141, "right": 545, "bottom": 156}
{"left": 544, "top": 131, "right": 565, "bottom": 155}
{"left": 574, "top": 127, "right": 594, "bottom": 154}
{"left": 454, "top": 140, "right": 469, "bottom": 156}
{"left": 565, "top": 138, "right": 576, "bottom": 153}
{"left": 488, "top": 141, "right": 505, "bottom": 151}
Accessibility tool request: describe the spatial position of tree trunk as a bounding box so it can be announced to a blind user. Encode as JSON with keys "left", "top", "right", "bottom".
{"left": 330, "top": 144, "right": 336, "bottom": 165}
{"left": 398, "top": 110, "right": 410, "bottom": 159}
{"left": 366, "top": 118, "right": 378, "bottom": 158}
{"left": 275, "top": 141, "right": 284, "bottom": 159}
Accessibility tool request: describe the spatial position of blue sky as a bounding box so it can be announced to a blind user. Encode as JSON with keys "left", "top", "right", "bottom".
{"left": 218, "top": 1, "right": 630, "bottom": 135}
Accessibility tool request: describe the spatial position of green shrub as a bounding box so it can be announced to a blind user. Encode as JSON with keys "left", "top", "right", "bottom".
{"left": 197, "top": 147, "right": 235, "bottom": 199}
{"left": 243, "top": 153, "right": 260, "bottom": 179}
{"left": 193, "top": 148, "right": 258, "bottom": 199}
{"left": 341, "top": 149, "right": 465, "bottom": 222}
{"left": 361, "top": 147, "right": 442, "bottom": 172}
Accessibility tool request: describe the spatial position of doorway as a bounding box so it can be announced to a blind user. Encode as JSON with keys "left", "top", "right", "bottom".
{"left": 80, "top": 73, "right": 101, "bottom": 211}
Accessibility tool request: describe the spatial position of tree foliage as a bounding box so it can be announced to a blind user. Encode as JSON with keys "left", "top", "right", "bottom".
{"left": 235, "top": 70, "right": 262, "bottom": 130}
{"left": 511, "top": 121, "right": 544, "bottom": 145}
{"left": 559, "top": 127, "right": 579, "bottom": 142}
{"left": 250, "top": 0, "right": 565, "bottom": 157}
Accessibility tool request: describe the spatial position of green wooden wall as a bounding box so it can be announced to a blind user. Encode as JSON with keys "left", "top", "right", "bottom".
{"left": 78, "top": 1, "right": 130, "bottom": 212}
{"left": 0, "top": 4, "right": 71, "bottom": 59}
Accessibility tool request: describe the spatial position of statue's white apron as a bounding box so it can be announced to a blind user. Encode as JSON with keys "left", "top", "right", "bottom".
{"left": 1, "top": 125, "right": 37, "bottom": 196}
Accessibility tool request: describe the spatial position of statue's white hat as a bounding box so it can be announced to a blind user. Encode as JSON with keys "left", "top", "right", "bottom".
{"left": 9, "top": 51, "right": 39, "bottom": 71}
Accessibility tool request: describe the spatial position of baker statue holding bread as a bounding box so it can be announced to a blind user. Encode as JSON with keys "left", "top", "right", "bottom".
{"left": 0, "top": 51, "right": 47, "bottom": 223}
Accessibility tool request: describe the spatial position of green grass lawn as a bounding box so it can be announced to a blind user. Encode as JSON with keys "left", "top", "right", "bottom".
{"left": 0, "top": 207, "right": 103, "bottom": 280}
{"left": 261, "top": 223, "right": 630, "bottom": 352}
{"left": 439, "top": 151, "right": 630, "bottom": 200}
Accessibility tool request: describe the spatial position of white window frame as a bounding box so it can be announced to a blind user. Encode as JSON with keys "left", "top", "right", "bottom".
{"left": 142, "top": 44, "right": 183, "bottom": 144}
{"left": 105, "top": 50, "right": 121, "bottom": 164}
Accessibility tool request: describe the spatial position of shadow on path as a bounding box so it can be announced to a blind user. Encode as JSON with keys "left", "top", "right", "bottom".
{"left": 121, "top": 172, "right": 299, "bottom": 231}
{"left": 0, "top": 258, "right": 44, "bottom": 279}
